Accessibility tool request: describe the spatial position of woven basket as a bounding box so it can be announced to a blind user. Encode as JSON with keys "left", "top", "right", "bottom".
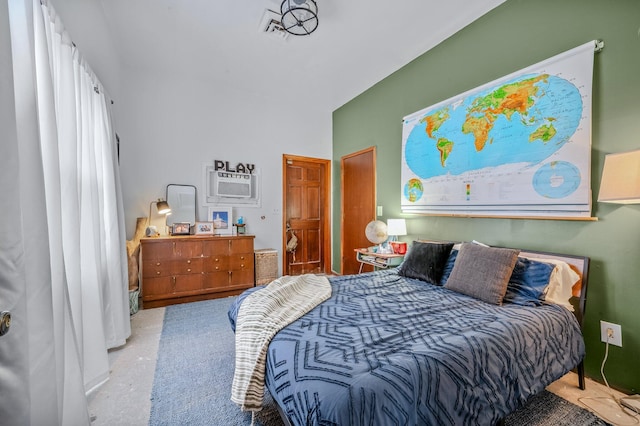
{"left": 255, "top": 249, "right": 278, "bottom": 285}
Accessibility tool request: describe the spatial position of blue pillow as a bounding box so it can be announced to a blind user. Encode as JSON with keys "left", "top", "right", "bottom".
{"left": 438, "top": 249, "right": 458, "bottom": 286}
{"left": 503, "top": 257, "right": 555, "bottom": 306}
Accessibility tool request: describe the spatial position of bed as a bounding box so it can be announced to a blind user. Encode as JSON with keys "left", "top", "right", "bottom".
{"left": 228, "top": 241, "right": 589, "bottom": 425}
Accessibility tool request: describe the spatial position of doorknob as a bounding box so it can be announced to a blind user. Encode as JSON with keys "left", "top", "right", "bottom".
{"left": 0, "top": 311, "right": 10, "bottom": 336}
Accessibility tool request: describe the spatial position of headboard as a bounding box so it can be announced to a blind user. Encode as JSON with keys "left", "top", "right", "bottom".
{"left": 517, "top": 248, "right": 590, "bottom": 328}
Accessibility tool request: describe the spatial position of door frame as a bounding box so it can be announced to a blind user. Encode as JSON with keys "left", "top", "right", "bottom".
{"left": 282, "top": 154, "right": 332, "bottom": 275}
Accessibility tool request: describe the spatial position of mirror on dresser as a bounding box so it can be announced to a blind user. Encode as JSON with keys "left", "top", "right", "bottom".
{"left": 166, "top": 184, "right": 197, "bottom": 228}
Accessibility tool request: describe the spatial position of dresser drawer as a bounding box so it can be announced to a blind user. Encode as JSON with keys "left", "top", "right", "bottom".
{"left": 203, "top": 255, "right": 230, "bottom": 272}
{"left": 173, "top": 274, "right": 205, "bottom": 294}
{"left": 143, "top": 274, "right": 204, "bottom": 299}
{"left": 142, "top": 242, "right": 174, "bottom": 260}
{"left": 202, "top": 271, "right": 231, "bottom": 289}
{"left": 172, "top": 240, "right": 203, "bottom": 259}
{"left": 142, "top": 258, "right": 203, "bottom": 278}
{"left": 230, "top": 238, "right": 254, "bottom": 253}
{"left": 230, "top": 253, "right": 254, "bottom": 271}
{"left": 142, "top": 277, "right": 174, "bottom": 298}
{"left": 202, "top": 237, "right": 254, "bottom": 255}
{"left": 202, "top": 270, "right": 254, "bottom": 290}
{"left": 142, "top": 239, "right": 203, "bottom": 260}
{"left": 230, "top": 269, "right": 255, "bottom": 287}
{"left": 202, "top": 239, "right": 230, "bottom": 255}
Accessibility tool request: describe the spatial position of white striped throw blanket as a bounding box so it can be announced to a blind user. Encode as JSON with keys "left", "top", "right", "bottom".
{"left": 231, "top": 274, "right": 332, "bottom": 411}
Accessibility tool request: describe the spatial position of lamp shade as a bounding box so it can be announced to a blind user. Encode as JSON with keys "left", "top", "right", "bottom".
{"left": 156, "top": 200, "right": 171, "bottom": 215}
{"left": 386, "top": 219, "right": 407, "bottom": 236}
{"left": 146, "top": 199, "right": 172, "bottom": 237}
{"left": 598, "top": 149, "right": 640, "bottom": 204}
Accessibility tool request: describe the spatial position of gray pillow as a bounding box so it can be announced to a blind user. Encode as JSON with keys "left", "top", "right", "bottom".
{"left": 398, "top": 241, "right": 454, "bottom": 285}
{"left": 444, "top": 243, "right": 520, "bottom": 305}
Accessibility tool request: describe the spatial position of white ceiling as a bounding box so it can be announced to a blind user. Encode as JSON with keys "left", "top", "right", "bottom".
{"left": 97, "top": 0, "right": 506, "bottom": 111}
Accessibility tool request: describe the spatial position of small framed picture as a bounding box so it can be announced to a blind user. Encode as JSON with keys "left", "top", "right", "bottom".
{"left": 207, "top": 207, "right": 232, "bottom": 236}
{"left": 171, "top": 222, "right": 191, "bottom": 235}
{"left": 195, "top": 221, "right": 214, "bottom": 235}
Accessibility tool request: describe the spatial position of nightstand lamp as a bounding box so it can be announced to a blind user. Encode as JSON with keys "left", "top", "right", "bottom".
{"left": 146, "top": 199, "right": 172, "bottom": 237}
{"left": 386, "top": 219, "right": 407, "bottom": 241}
{"left": 598, "top": 149, "right": 640, "bottom": 204}
{"left": 387, "top": 218, "right": 407, "bottom": 254}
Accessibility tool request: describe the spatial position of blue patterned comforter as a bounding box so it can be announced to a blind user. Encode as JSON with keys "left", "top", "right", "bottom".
{"left": 229, "top": 269, "right": 585, "bottom": 425}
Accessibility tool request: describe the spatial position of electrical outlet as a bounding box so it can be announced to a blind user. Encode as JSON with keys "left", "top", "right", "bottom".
{"left": 600, "top": 320, "right": 622, "bottom": 347}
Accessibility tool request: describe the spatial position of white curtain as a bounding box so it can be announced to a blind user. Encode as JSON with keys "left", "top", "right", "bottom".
{"left": 1, "top": 0, "right": 130, "bottom": 423}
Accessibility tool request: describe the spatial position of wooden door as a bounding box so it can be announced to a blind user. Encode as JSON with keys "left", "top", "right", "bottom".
{"left": 283, "top": 155, "right": 331, "bottom": 276}
{"left": 341, "top": 147, "right": 376, "bottom": 275}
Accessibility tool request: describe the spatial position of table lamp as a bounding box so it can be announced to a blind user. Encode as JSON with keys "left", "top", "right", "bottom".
{"left": 387, "top": 218, "right": 407, "bottom": 254}
{"left": 386, "top": 219, "right": 407, "bottom": 241}
{"left": 146, "top": 199, "right": 172, "bottom": 236}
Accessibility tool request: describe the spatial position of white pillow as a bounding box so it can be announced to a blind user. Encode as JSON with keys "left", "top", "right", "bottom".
{"left": 471, "top": 240, "right": 490, "bottom": 247}
{"left": 522, "top": 256, "right": 580, "bottom": 311}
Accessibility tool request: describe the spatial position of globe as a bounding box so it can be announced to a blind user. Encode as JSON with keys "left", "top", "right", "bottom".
{"left": 365, "top": 220, "right": 388, "bottom": 245}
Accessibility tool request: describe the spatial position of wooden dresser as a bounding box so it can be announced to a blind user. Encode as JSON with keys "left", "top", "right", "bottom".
{"left": 140, "top": 235, "right": 255, "bottom": 308}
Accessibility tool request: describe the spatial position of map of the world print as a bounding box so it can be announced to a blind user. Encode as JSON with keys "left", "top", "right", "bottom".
{"left": 401, "top": 41, "right": 596, "bottom": 217}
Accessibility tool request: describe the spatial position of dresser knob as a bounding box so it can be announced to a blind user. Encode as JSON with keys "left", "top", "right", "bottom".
{"left": 187, "top": 259, "right": 191, "bottom": 264}
{"left": 187, "top": 268, "right": 191, "bottom": 272}
{"left": 240, "top": 256, "right": 245, "bottom": 260}
{"left": 215, "top": 266, "right": 219, "bottom": 271}
{"left": 156, "top": 271, "right": 161, "bottom": 275}
{"left": 156, "top": 262, "right": 160, "bottom": 266}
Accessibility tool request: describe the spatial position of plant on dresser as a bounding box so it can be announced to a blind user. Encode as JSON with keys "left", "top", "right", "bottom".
{"left": 140, "top": 235, "right": 255, "bottom": 308}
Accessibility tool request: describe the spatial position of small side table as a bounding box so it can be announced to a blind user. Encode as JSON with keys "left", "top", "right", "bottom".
{"left": 354, "top": 249, "right": 404, "bottom": 273}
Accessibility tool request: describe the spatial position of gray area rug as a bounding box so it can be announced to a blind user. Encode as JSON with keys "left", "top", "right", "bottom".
{"left": 149, "top": 297, "right": 609, "bottom": 426}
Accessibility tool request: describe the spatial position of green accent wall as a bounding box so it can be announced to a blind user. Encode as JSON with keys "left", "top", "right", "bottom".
{"left": 332, "top": 0, "right": 640, "bottom": 393}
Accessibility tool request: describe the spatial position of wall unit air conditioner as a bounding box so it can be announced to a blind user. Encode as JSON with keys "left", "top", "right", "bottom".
{"left": 213, "top": 171, "right": 252, "bottom": 198}
{"left": 204, "top": 165, "right": 261, "bottom": 206}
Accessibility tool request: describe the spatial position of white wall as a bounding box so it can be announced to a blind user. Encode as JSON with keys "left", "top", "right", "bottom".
{"left": 50, "top": 0, "right": 120, "bottom": 105}
{"left": 118, "top": 66, "right": 332, "bottom": 260}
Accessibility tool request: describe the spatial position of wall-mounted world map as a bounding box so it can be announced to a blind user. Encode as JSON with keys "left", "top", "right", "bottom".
{"left": 401, "top": 41, "right": 596, "bottom": 217}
